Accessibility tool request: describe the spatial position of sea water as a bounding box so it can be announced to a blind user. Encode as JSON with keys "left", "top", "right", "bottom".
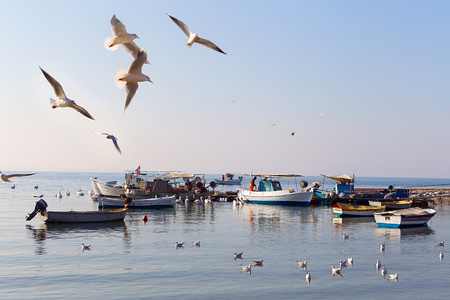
{"left": 1, "top": 172, "right": 450, "bottom": 299}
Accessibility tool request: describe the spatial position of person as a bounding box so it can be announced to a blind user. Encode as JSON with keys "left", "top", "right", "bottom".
{"left": 185, "top": 178, "right": 193, "bottom": 191}
{"left": 249, "top": 176, "right": 257, "bottom": 191}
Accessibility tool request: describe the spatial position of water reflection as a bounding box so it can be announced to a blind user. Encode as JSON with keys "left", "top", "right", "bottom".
{"left": 374, "top": 226, "right": 435, "bottom": 240}
{"left": 26, "top": 221, "right": 128, "bottom": 255}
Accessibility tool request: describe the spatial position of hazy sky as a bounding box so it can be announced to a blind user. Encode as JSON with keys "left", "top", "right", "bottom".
{"left": 1, "top": 0, "right": 450, "bottom": 178}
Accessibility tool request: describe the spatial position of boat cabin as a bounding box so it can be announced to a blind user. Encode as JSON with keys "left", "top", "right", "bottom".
{"left": 258, "top": 179, "right": 282, "bottom": 192}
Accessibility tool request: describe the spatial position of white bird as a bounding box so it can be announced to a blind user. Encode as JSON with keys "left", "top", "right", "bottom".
{"left": 253, "top": 259, "right": 264, "bottom": 265}
{"left": 331, "top": 266, "right": 342, "bottom": 276}
{"left": 376, "top": 260, "right": 382, "bottom": 269}
{"left": 347, "top": 257, "right": 353, "bottom": 265}
{"left": 176, "top": 197, "right": 183, "bottom": 204}
{"left": 185, "top": 196, "right": 190, "bottom": 204}
{"left": 192, "top": 241, "right": 201, "bottom": 247}
{"left": 99, "top": 133, "right": 122, "bottom": 154}
{"left": 175, "top": 242, "right": 184, "bottom": 248}
{"left": 439, "top": 252, "right": 444, "bottom": 260}
{"left": 114, "top": 48, "right": 152, "bottom": 112}
{"left": 305, "top": 271, "right": 311, "bottom": 284}
{"left": 342, "top": 234, "right": 349, "bottom": 240}
{"left": 381, "top": 267, "right": 387, "bottom": 277}
{"left": 234, "top": 252, "right": 243, "bottom": 259}
{"left": 105, "top": 15, "right": 145, "bottom": 61}
{"left": 204, "top": 196, "right": 212, "bottom": 204}
{"left": 436, "top": 241, "right": 445, "bottom": 247}
{"left": 0, "top": 171, "right": 35, "bottom": 183}
{"left": 194, "top": 197, "right": 204, "bottom": 204}
{"left": 296, "top": 260, "right": 307, "bottom": 268}
{"left": 388, "top": 273, "right": 398, "bottom": 281}
{"left": 380, "top": 243, "right": 385, "bottom": 252}
{"left": 56, "top": 191, "right": 62, "bottom": 199}
{"left": 319, "top": 112, "right": 324, "bottom": 117}
{"left": 81, "top": 243, "right": 91, "bottom": 251}
{"left": 240, "top": 264, "right": 252, "bottom": 273}
{"left": 76, "top": 189, "right": 84, "bottom": 196}
{"left": 167, "top": 13, "right": 226, "bottom": 55}
{"left": 39, "top": 67, "right": 95, "bottom": 120}
{"left": 339, "top": 260, "right": 347, "bottom": 268}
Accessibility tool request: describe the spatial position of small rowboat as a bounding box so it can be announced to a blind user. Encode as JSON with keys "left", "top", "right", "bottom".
{"left": 98, "top": 194, "right": 176, "bottom": 208}
{"left": 333, "top": 202, "right": 385, "bottom": 217}
{"left": 374, "top": 207, "right": 436, "bottom": 227}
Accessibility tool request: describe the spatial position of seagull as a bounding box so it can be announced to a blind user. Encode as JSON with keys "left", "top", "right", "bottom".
{"left": 105, "top": 15, "right": 149, "bottom": 63}
{"left": 342, "top": 234, "right": 349, "bottom": 240}
{"left": 185, "top": 196, "right": 190, "bottom": 204}
{"left": 388, "top": 273, "right": 398, "bottom": 281}
{"left": 175, "top": 197, "right": 183, "bottom": 204}
{"left": 204, "top": 196, "right": 212, "bottom": 204}
{"left": 380, "top": 243, "right": 385, "bottom": 252}
{"left": 331, "top": 266, "right": 342, "bottom": 277}
{"left": 439, "top": 252, "right": 444, "bottom": 260}
{"left": 56, "top": 191, "right": 62, "bottom": 199}
{"left": 347, "top": 257, "right": 353, "bottom": 265}
{"left": 167, "top": 13, "right": 226, "bottom": 55}
{"left": 175, "top": 242, "right": 184, "bottom": 248}
{"left": 34, "top": 194, "right": 44, "bottom": 198}
{"left": 194, "top": 197, "right": 204, "bottom": 204}
{"left": 192, "top": 241, "right": 201, "bottom": 247}
{"left": 234, "top": 252, "right": 243, "bottom": 259}
{"left": 114, "top": 48, "right": 152, "bottom": 112}
{"left": 34, "top": 185, "right": 38, "bottom": 189}
{"left": 381, "top": 267, "right": 387, "bottom": 277}
{"left": 11, "top": 184, "right": 15, "bottom": 189}
{"left": 376, "top": 260, "right": 382, "bottom": 269}
{"left": 436, "top": 241, "right": 445, "bottom": 247}
{"left": 0, "top": 171, "right": 35, "bottom": 183}
{"left": 291, "top": 132, "right": 295, "bottom": 136}
{"left": 99, "top": 133, "right": 122, "bottom": 154}
{"left": 253, "top": 259, "right": 264, "bottom": 266}
{"left": 296, "top": 261, "right": 307, "bottom": 268}
{"left": 39, "top": 67, "right": 95, "bottom": 120}
{"left": 339, "top": 260, "right": 347, "bottom": 268}
{"left": 66, "top": 190, "right": 71, "bottom": 196}
{"left": 305, "top": 271, "right": 311, "bottom": 284}
{"left": 319, "top": 112, "right": 324, "bottom": 117}
{"left": 81, "top": 243, "right": 91, "bottom": 251}
{"left": 240, "top": 264, "right": 252, "bottom": 273}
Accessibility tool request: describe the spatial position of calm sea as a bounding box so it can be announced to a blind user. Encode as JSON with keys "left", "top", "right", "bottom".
{"left": 1, "top": 172, "right": 450, "bottom": 299}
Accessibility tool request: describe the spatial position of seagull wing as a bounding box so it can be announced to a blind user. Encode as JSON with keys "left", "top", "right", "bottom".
{"left": 167, "top": 13, "right": 192, "bottom": 37}
{"left": 124, "top": 82, "right": 139, "bottom": 112}
{"left": 128, "top": 49, "right": 147, "bottom": 73}
{"left": 2, "top": 173, "right": 35, "bottom": 182}
{"left": 110, "top": 15, "right": 128, "bottom": 36}
{"left": 111, "top": 137, "right": 122, "bottom": 154}
{"left": 39, "top": 67, "right": 67, "bottom": 99}
{"left": 196, "top": 37, "right": 227, "bottom": 54}
{"left": 121, "top": 41, "right": 150, "bottom": 64}
{"left": 71, "top": 103, "right": 95, "bottom": 120}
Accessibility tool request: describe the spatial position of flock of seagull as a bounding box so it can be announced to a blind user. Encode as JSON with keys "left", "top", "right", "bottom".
{"left": 37, "top": 13, "right": 226, "bottom": 155}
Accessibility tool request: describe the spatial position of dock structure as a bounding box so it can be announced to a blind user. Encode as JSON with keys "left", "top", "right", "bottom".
{"left": 210, "top": 191, "right": 237, "bottom": 202}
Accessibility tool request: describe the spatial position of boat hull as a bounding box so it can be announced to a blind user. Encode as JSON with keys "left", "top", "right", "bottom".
{"left": 237, "top": 189, "right": 313, "bottom": 205}
{"left": 99, "top": 195, "right": 176, "bottom": 208}
{"left": 91, "top": 178, "right": 124, "bottom": 197}
{"left": 374, "top": 208, "right": 436, "bottom": 227}
{"left": 39, "top": 208, "right": 127, "bottom": 223}
{"left": 333, "top": 203, "right": 385, "bottom": 217}
{"left": 214, "top": 179, "right": 243, "bottom": 186}
{"left": 368, "top": 200, "right": 412, "bottom": 210}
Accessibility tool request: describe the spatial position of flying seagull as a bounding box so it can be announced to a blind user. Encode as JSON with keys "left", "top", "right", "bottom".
{"left": 98, "top": 133, "right": 121, "bottom": 154}
{"left": 167, "top": 13, "right": 226, "bottom": 55}
{"left": 105, "top": 15, "right": 149, "bottom": 64}
{"left": 39, "top": 67, "right": 95, "bottom": 120}
{"left": 0, "top": 171, "right": 35, "bottom": 183}
{"left": 115, "top": 48, "right": 152, "bottom": 112}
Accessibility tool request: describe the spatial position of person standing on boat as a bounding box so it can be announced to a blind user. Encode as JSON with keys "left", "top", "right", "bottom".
{"left": 249, "top": 176, "right": 257, "bottom": 191}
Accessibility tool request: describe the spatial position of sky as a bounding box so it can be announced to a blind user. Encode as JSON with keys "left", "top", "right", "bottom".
{"left": 1, "top": 0, "right": 450, "bottom": 178}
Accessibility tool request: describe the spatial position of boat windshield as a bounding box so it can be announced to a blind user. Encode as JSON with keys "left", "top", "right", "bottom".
{"left": 258, "top": 180, "right": 282, "bottom": 191}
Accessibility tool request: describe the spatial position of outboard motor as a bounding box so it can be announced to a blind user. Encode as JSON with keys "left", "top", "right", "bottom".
{"left": 26, "top": 199, "right": 48, "bottom": 221}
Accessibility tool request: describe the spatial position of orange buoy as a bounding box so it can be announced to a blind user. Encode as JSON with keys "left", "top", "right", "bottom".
{"left": 142, "top": 214, "right": 148, "bottom": 222}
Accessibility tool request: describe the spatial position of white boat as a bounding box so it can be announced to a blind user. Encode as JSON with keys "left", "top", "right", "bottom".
{"left": 369, "top": 200, "right": 412, "bottom": 210}
{"left": 333, "top": 202, "right": 385, "bottom": 217}
{"left": 98, "top": 195, "right": 177, "bottom": 208}
{"left": 214, "top": 173, "right": 243, "bottom": 185}
{"left": 374, "top": 207, "right": 436, "bottom": 227}
{"left": 26, "top": 199, "right": 127, "bottom": 223}
{"left": 237, "top": 174, "right": 313, "bottom": 205}
{"left": 90, "top": 178, "right": 124, "bottom": 198}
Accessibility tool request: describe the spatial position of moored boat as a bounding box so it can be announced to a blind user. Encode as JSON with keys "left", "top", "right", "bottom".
{"left": 214, "top": 173, "right": 243, "bottom": 185}
{"left": 26, "top": 199, "right": 127, "bottom": 223}
{"left": 98, "top": 194, "right": 177, "bottom": 208}
{"left": 237, "top": 174, "right": 313, "bottom": 205}
{"left": 374, "top": 207, "right": 436, "bottom": 227}
{"left": 368, "top": 200, "right": 412, "bottom": 210}
{"left": 333, "top": 202, "right": 385, "bottom": 217}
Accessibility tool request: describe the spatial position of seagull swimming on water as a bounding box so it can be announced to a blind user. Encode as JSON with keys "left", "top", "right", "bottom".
{"left": 240, "top": 264, "right": 252, "bottom": 273}
{"left": 0, "top": 171, "right": 35, "bottom": 183}
{"left": 114, "top": 48, "right": 152, "bottom": 112}
{"left": 380, "top": 243, "right": 385, "bottom": 252}
{"left": 234, "top": 252, "right": 243, "bottom": 259}
{"left": 331, "top": 266, "right": 342, "bottom": 277}
{"left": 253, "top": 259, "right": 264, "bottom": 266}
{"left": 192, "top": 241, "right": 201, "bottom": 247}
{"left": 305, "top": 271, "right": 311, "bottom": 284}
{"left": 342, "top": 234, "right": 349, "bottom": 240}
{"left": 296, "top": 260, "right": 307, "bottom": 268}
{"left": 82, "top": 243, "right": 91, "bottom": 251}
{"left": 167, "top": 13, "right": 226, "bottom": 55}
{"left": 436, "top": 241, "right": 445, "bottom": 247}
{"left": 381, "top": 267, "right": 387, "bottom": 277}
{"left": 347, "top": 257, "right": 353, "bottom": 265}
{"left": 388, "top": 273, "right": 398, "bottom": 281}
{"left": 439, "top": 251, "right": 444, "bottom": 260}
{"left": 376, "top": 260, "right": 382, "bottom": 269}
{"left": 39, "top": 67, "right": 95, "bottom": 120}
{"left": 175, "top": 242, "right": 184, "bottom": 248}
{"left": 339, "top": 260, "right": 347, "bottom": 268}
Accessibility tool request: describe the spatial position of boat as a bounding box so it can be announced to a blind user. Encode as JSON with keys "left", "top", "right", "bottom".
{"left": 374, "top": 207, "right": 437, "bottom": 227}
{"left": 332, "top": 202, "right": 385, "bottom": 217}
{"left": 237, "top": 174, "right": 313, "bottom": 205}
{"left": 214, "top": 173, "right": 243, "bottom": 185}
{"left": 368, "top": 200, "right": 412, "bottom": 210}
{"left": 26, "top": 199, "right": 127, "bottom": 223}
{"left": 98, "top": 194, "right": 177, "bottom": 208}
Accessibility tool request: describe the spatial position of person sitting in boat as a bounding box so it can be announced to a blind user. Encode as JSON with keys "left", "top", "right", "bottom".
{"left": 185, "top": 179, "right": 193, "bottom": 191}
{"left": 249, "top": 176, "right": 257, "bottom": 191}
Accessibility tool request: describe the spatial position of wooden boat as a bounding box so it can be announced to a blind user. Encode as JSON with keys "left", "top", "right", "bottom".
{"left": 374, "top": 207, "right": 436, "bottom": 227}
{"left": 368, "top": 200, "right": 412, "bottom": 210}
{"left": 237, "top": 174, "right": 313, "bottom": 205}
{"left": 333, "top": 202, "right": 385, "bottom": 217}
{"left": 214, "top": 173, "right": 243, "bottom": 185}
{"left": 26, "top": 199, "right": 127, "bottom": 223}
{"left": 98, "top": 194, "right": 176, "bottom": 208}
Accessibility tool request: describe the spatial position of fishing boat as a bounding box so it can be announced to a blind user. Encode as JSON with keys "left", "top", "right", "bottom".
{"left": 368, "top": 199, "right": 412, "bottom": 210}
{"left": 374, "top": 207, "right": 437, "bottom": 227}
{"left": 98, "top": 194, "right": 177, "bottom": 208}
{"left": 26, "top": 199, "right": 127, "bottom": 223}
{"left": 214, "top": 173, "right": 243, "bottom": 185}
{"left": 237, "top": 174, "right": 313, "bottom": 205}
{"left": 333, "top": 202, "right": 385, "bottom": 217}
